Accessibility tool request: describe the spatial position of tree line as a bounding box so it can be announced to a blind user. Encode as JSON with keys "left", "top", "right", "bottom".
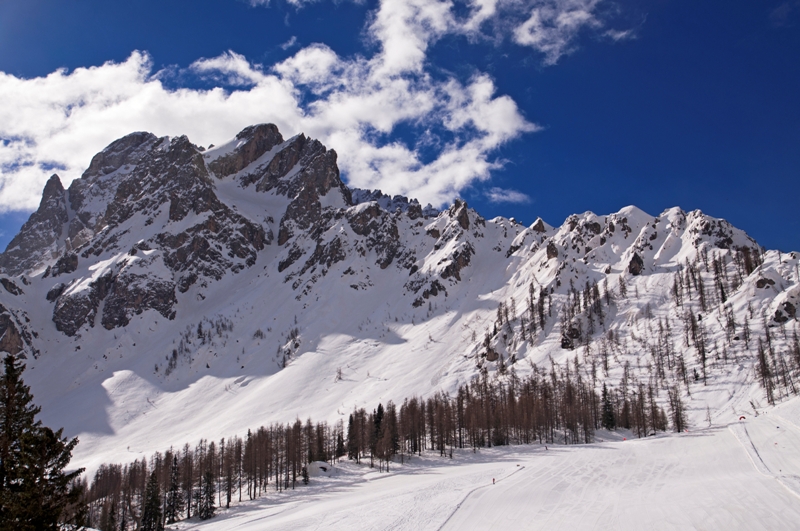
{"left": 80, "top": 353, "right": 678, "bottom": 530}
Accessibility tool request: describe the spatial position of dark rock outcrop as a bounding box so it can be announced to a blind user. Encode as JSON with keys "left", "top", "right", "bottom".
{"left": 46, "top": 283, "right": 66, "bottom": 302}
{"left": 440, "top": 245, "right": 474, "bottom": 282}
{"left": 209, "top": 124, "right": 284, "bottom": 179}
{"left": 756, "top": 278, "right": 775, "bottom": 289}
{"left": 0, "top": 312, "right": 25, "bottom": 355}
{"left": 546, "top": 242, "right": 558, "bottom": 260}
{"left": 0, "top": 175, "right": 68, "bottom": 275}
{"left": 101, "top": 273, "right": 177, "bottom": 329}
{"left": 628, "top": 253, "right": 644, "bottom": 276}
{"left": 82, "top": 132, "right": 158, "bottom": 180}
{"left": 51, "top": 253, "right": 78, "bottom": 277}
{"left": 52, "top": 272, "right": 113, "bottom": 336}
{"left": 347, "top": 204, "right": 401, "bottom": 269}
{"left": 450, "top": 200, "right": 470, "bottom": 230}
{"left": 0, "top": 278, "right": 22, "bottom": 296}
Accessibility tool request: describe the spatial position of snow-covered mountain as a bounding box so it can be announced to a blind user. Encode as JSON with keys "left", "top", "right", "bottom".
{"left": 0, "top": 123, "right": 797, "bottom": 474}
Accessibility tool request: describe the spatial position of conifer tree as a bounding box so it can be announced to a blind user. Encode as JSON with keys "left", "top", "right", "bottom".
{"left": 335, "top": 430, "right": 345, "bottom": 460}
{"left": 668, "top": 386, "right": 687, "bottom": 432}
{"left": 103, "top": 498, "right": 117, "bottom": 531}
{"left": 600, "top": 383, "right": 616, "bottom": 430}
{"left": 346, "top": 414, "right": 358, "bottom": 462}
{"left": 198, "top": 470, "right": 215, "bottom": 520}
{"left": 0, "top": 353, "right": 84, "bottom": 530}
{"left": 140, "top": 471, "right": 163, "bottom": 531}
{"left": 164, "top": 455, "right": 184, "bottom": 524}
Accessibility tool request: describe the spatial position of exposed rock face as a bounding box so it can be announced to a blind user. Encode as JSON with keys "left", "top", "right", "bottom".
{"left": 561, "top": 325, "right": 581, "bottom": 350}
{"left": 53, "top": 272, "right": 113, "bottom": 336}
{"left": 774, "top": 302, "right": 797, "bottom": 324}
{"left": 0, "top": 304, "right": 36, "bottom": 357}
{"left": 46, "top": 283, "right": 65, "bottom": 302}
{"left": 0, "top": 278, "right": 22, "bottom": 296}
{"left": 757, "top": 278, "right": 776, "bottom": 289}
{"left": 209, "top": 124, "right": 283, "bottom": 179}
{"left": 628, "top": 253, "right": 644, "bottom": 275}
{"left": 101, "top": 272, "right": 177, "bottom": 329}
{"left": 351, "top": 188, "right": 438, "bottom": 218}
{"left": 0, "top": 175, "right": 68, "bottom": 275}
{"left": 450, "top": 200, "right": 470, "bottom": 230}
{"left": 51, "top": 253, "right": 78, "bottom": 277}
{"left": 346, "top": 204, "right": 401, "bottom": 269}
{"left": 0, "top": 129, "right": 282, "bottom": 336}
{"left": 440, "top": 245, "right": 473, "bottom": 281}
{"left": 274, "top": 137, "right": 350, "bottom": 246}
{"left": 81, "top": 132, "right": 158, "bottom": 180}
{"left": 0, "top": 312, "right": 25, "bottom": 355}
{"left": 547, "top": 242, "right": 559, "bottom": 259}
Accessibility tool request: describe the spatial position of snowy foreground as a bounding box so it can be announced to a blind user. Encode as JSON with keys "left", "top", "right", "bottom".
{"left": 168, "top": 398, "right": 800, "bottom": 531}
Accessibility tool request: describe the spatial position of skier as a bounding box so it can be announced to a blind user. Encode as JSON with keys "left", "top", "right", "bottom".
{"left": 492, "top": 478, "right": 495, "bottom": 485}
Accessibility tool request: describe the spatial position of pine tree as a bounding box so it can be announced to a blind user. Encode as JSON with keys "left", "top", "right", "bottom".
{"left": 164, "top": 455, "right": 184, "bottom": 524}
{"left": 141, "top": 471, "right": 163, "bottom": 531}
{"left": 600, "top": 383, "right": 616, "bottom": 430}
{"left": 668, "top": 386, "right": 687, "bottom": 432}
{"left": 0, "top": 353, "right": 85, "bottom": 531}
{"left": 100, "top": 498, "right": 117, "bottom": 531}
{"left": 346, "top": 414, "right": 359, "bottom": 463}
{"left": 757, "top": 338, "right": 775, "bottom": 405}
{"left": 198, "top": 470, "right": 216, "bottom": 520}
{"left": 335, "top": 430, "right": 345, "bottom": 460}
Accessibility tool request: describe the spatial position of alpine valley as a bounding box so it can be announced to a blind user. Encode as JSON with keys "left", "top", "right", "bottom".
{"left": 2, "top": 124, "right": 800, "bottom": 528}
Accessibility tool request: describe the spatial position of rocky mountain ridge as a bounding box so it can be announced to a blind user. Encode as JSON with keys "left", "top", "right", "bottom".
{"left": 0, "top": 124, "right": 797, "bottom": 473}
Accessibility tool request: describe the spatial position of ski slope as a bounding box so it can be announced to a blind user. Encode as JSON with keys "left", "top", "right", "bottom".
{"left": 167, "top": 397, "right": 800, "bottom": 531}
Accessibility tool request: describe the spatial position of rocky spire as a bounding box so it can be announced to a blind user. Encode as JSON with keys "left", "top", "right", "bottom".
{"left": 0, "top": 175, "right": 68, "bottom": 276}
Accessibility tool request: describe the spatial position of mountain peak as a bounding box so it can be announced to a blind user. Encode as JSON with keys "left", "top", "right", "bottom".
{"left": 0, "top": 174, "right": 68, "bottom": 275}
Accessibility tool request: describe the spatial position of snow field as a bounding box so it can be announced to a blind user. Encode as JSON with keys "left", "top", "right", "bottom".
{"left": 166, "top": 397, "right": 800, "bottom": 531}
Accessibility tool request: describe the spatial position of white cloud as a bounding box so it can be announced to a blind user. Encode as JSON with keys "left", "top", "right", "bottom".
{"left": 513, "top": 0, "right": 602, "bottom": 65}
{"left": 361, "top": 0, "right": 614, "bottom": 67}
{"left": 486, "top": 187, "right": 532, "bottom": 204}
{"left": 280, "top": 36, "right": 298, "bottom": 50}
{"left": 461, "top": 0, "right": 502, "bottom": 33}
{"left": 367, "top": 0, "right": 455, "bottom": 76}
{"left": 0, "top": 0, "right": 626, "bottom": 214}
{"left": 273, "top": 43, "right": 344, "bottom": 88}
{"left": 190, "top": 51, "right": 267, "bottom": 86}
{"left": 604, "top": 28, "right": 634, "bottom": 41}
{"left": 0, "top": 7, "right": 534, "bottom": 212}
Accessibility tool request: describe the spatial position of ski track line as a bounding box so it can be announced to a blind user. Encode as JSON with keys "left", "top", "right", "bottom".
{"left": 435, "top": 462, "right": 526, "bottom": 531}
{"left": 729, "top": 420, "right": 800, "bottom": 501}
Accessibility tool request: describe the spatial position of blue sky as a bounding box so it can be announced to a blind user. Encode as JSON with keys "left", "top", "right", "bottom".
{"left": 0, "top": 0, "right": 798, "bottom": 251}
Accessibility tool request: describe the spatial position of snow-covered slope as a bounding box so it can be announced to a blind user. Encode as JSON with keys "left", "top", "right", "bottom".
{"left": 167, "top": 399, "right": 800, "bottom": 530}
{"left": 0, "top": 124, "right": 797, "bottom": 476}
